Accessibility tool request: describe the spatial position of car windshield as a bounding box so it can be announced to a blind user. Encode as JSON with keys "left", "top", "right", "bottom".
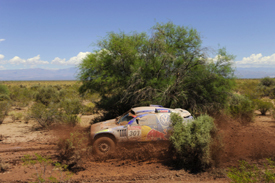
{"left": 118, "top": 113, "right": 134, "bottom": 124}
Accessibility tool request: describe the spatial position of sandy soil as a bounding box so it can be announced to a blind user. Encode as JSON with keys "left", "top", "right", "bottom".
{"left": 1, "top": 109, "right": 275, "bottom": 182}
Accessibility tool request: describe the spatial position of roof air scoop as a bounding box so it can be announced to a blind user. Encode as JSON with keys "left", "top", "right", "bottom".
{"left": 150, "top": 104, "right": 163, "bottom": 107}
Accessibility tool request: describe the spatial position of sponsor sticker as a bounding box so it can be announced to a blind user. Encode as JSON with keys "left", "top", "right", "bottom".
{"left": 117, "top": 129, "right": 127, "bottom": 137}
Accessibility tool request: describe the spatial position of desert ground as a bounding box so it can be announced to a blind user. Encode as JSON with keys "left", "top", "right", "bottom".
{"left": 1, "top": 105, "right": 275, "bottom": 182}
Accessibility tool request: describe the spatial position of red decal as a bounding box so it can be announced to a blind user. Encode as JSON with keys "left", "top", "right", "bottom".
{"left": 147, "top": 129, "right": 167, "bottom": 140}
{"left": 128, "top": 126, "right": 141, "bottom": 130}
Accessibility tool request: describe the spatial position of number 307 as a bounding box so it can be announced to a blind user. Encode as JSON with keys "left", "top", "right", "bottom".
{"left": 129, "top": 130, "right": 140, "bottom": 137}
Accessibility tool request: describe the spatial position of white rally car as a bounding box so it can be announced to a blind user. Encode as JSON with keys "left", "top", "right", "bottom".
{"left": 90, "top": 105, "right": 193, "bottom": 154}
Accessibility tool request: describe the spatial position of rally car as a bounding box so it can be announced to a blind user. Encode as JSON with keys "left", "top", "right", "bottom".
{"left": 90, "top": 105, "right": 193, "bottom": 154}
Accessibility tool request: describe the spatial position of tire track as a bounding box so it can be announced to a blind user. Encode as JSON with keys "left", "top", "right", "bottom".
{"left": 0, "top": 146, "right": 57, "bottom": 153}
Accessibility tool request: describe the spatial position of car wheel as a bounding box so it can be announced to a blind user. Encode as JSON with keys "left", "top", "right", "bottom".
{"left": 93, "top": 137, "right": 115, "bottom": 155}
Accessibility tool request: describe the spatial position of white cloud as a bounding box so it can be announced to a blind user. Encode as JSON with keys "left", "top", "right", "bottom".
{"left": 235, "top": 53, "right": 275, "bottom": 68}
{"left": 9, "top": 56, "right": 26, "bottom": 64}
{"left": 0, "top": 66, "right": 5, "bottom": 70}
{"left": 51, "top": 52, "right": 91, "bottom": 65}
{"left": 26, "top": 55, "right": 49, "bottom": 65}
{"left": 8, "top": 55, "right": 49, "bottom": 65}
{"left": 0, "top": 39, "right": 5, "bottom": 42}
{"left": 0, "top": 54, "right": 7, "bottom": 64}
{"left": 0, "top": 51, "right": 90, "bottom": 67}
{"left": 51, "top": 57, "right": 66, "bottom": 65}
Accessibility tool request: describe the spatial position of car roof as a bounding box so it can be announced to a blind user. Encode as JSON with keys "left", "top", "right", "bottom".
{"left": 131, "top": 106, "right": 169, "bottom": 114}
{"left": 131, "top": 106, "right": 191, "bottom": 117}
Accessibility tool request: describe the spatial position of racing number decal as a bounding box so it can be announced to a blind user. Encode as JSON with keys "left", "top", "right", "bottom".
{"left": 129, "top": 130, "right": 140, "bottom": 137}
{"left": 128, "top": 126, "right": 141, "bottom": 139}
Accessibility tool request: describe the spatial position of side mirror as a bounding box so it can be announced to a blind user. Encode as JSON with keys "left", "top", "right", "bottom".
{"left": 136, "top": 119, "right": 139, "bottom": 125}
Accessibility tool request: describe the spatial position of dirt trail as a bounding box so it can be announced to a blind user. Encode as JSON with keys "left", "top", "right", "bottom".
{"left": 217, "top": 112, "right": 275, "bottom": 167}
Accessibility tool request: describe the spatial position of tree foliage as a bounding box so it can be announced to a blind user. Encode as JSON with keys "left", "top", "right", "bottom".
{"left": 78, "top": 22, "right": 235, "bottom": 119}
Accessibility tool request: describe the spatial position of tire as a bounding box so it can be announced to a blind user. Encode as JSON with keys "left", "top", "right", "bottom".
{"left": 93, "top": 137, "right": 116, "bottom": 155}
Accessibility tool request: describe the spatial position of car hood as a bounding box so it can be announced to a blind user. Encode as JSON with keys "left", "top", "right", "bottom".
{"left": 90, "top": 119, "right": 117, "bottom": 134}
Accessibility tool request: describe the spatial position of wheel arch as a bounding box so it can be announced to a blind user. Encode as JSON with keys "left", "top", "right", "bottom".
{"left": 93, "top": 133, "right": 117, "bottom": 144}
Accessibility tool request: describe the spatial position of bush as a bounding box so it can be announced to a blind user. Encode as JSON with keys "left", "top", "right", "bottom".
{"left": 0, "top": 157, "right": 9, "bottom": 172}
{"left": 9, "top": 86, "right": 36, "bottom": 107}
{"left": 257, "top": 85, "right": 272, "bottom": 97}
{"left": 0, "top": 101, "right": 11, "bottom": 124}
{"left": 57, "top": 132, "right": 89, "bottom": 170}
{"left": 35, "top": 86, "right": 60, "bottom": 106}
{"left": 169, "top": 113, "right": 216, "bottom": 171}
{"left": 227, "top": 94, "right": 255, "bottom": 123}
{"left": 60, "top": 98, "right": 82, "bottom": 115}
{"left": 236, "top": 80, "right": 260, "bottom": 99}
{"left": 0, "top": 85, "right": 11, "bottom": 102}
{"left": 260, "top": 77, "right": 275, "bottom": 87}
{"left": 0, "top": 84, "right": 9, "bottom": 95}
{"left": 257, "top": 77, "right": 275, "bottom": 98}
{"left": 30, "top": 84, "right": 41, "bottom": 91}
{"left": 54, "top": 85, "right": 62, "bottom": 91}
{"left": 227, "top": 159, "right": 275, "bottom": 183}
{"left": 82, "top": 102, "right": 95, "bottom": 115}
{"left": 8, "top": 111, "right": 23, "bottom": 122}
{"left": 270, "top": 86, "right": 275, "bottom": 99}
{"left": 0, "top": 94, "right": 10, "bottom": 101}
{"left": 29, "top": 102, "right": 61, "bottom": 128}
{"left": 60, "top": 98, "right": 83, "bottom": 126}
{"left": 253, "top": 99, "right": 274, "bottom": 115}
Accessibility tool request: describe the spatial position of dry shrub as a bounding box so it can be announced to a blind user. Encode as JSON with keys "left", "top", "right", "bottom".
{"left": 0, "top": 101, "right": 11, "bottom": 124}
{"left": 56, "top": 128, "right": 90, "bottom": 170}
{"left": 254, "top": 98, "right": 274, "bottom": 115}
{"left": 0, "top": 157, "right": 9, "bottom": 172}
{"left": 29, "top": 102, "right": 60, "bottom": 128}
{"left": 8, "top": 111, "right": 23, "bottom": 122}
{"left": 0, "top": 84, "right": 9, "bottom": 96}
{"left": 35, "top": 86, "right": 60, "bottom": 106}
{"left": 272, "top": 109, "right": 275, "bottom": 120}
{"left": 9, "top": 86, "right": 35, "bottom": 107}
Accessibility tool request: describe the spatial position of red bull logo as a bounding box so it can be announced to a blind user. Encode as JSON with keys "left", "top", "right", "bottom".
{"left": 147, "top": 129, "right": 167, "bottom": 140}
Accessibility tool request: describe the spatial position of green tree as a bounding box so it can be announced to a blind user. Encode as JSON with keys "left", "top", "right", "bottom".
{"left": 78, "top": 22, "right": 235, "bottom": 120}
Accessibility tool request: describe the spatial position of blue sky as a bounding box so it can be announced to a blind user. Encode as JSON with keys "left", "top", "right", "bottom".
{"left": 0, "top": 0, "right": 275, "bottom": 77}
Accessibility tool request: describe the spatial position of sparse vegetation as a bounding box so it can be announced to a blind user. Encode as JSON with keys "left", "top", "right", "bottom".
{"left": 8, "top": 111, "right": 23, "bottom": 121}
{"left": 22, "top": 153, "right": 72, "bottom": 183}
{"left": 227, "top": 159, "right": 275, "bottom": 183}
